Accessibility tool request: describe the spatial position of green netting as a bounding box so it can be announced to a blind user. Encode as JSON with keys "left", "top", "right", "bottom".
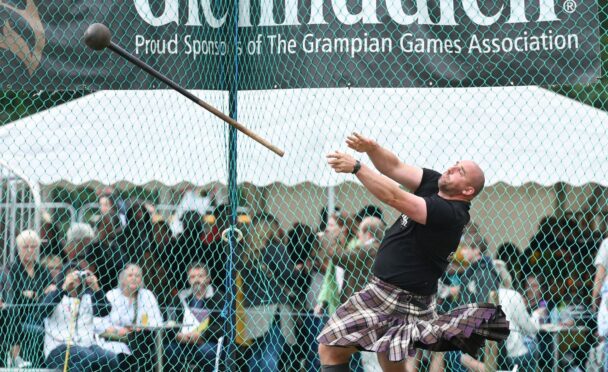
{"left": 2, "top": 0, "right": 608, "bottom": 371}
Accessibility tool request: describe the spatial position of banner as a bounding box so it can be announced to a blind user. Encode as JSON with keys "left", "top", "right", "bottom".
{"left": 0, "top": 0, "right": 600, "bottom": 89}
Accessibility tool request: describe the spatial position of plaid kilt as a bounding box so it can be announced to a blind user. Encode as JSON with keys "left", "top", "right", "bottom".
{"left": 317, "top": 276, "right": 510, "bottom": 362}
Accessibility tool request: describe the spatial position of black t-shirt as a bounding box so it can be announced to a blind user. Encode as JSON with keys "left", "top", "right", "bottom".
{"left": 8, "top": 260, "right": 53, "bottom": 305}
{"left": 372, "top": 168, "right": 470, "bottom": 295}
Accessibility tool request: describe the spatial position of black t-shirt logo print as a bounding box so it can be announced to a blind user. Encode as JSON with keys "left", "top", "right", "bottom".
{"left": 446, "top": 251, "right": 455, "bottom": 261}
{"left": 400, "top": 214, "right": 409, "bottom": 227}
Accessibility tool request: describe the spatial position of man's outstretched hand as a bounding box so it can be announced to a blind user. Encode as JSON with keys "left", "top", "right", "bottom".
{"left": 327, "top": 151, "right": 357, "bottom": 173}
{"left": 346, "top": 132, "right": 377, "bottom": 153}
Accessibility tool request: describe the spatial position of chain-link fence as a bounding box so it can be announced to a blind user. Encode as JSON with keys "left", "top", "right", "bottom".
{"left": 1, "top": 0, "right": 608, "bottom": 371}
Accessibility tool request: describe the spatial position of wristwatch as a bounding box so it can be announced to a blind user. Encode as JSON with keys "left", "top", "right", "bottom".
{"left": 352, "top": 160, "right": 361, "bottom": 174}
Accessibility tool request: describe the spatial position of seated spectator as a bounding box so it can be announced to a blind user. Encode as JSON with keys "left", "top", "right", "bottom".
{"left": 95, "top": 263, "right": 163, "bottom": 371}
{"left": 593, "top": 236, "right": 608, "bottom": 311}
{"left": 5, "top": 230, "right": 56, "bottom": 368}
{"left": 41, "top": 263, "right": 119, "bottom": 371}
{"left": 40, "top": 255, "right": 63, "bottom": 284}
{"left": 64, "top": 221, "right": 124, "bottom": 293}
{"left": 494, "top": 260, "right": 541, "bottom": 371}
{"left": 596, "top": 279, "right": 608, "bottom": 370}
{"left": 62, "top": 223, "right": 95, "bottom": 263}
{"left": 165, "top": 262, "right": 225, "bottom": 372}
{"left": 523, "top": 274, "right": 548, "bottom": 314}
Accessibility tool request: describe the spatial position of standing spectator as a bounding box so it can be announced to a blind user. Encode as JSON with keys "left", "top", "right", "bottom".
{"left": 0, "top": 265, "right": 8, "bottom": 367}
{"left": 522, "top": 216, "right": 558, "bottom": 277}
{"left": 319, "top": 206, "right": 342, "bottom": 233}
{"left": 144, "top": 219, "right": 175, "bottom": 307}
{"left": 314, "top": 213, "right": 364, "bottom": 372}
{"left": 496, "top": 242, "right": 523, "bottom": 289}
{"left": 300, "top": 231, "right": 333, "bottom": 372}
{"left": 41, "top": 264, "right": 119, "bottom": 371}
{"left": 331, "top": 216, "right": 385, "bottom": 372}
{"left": 99, "top": 193, "right": 126, "bottom": 227}
{"left": 445, "top": 235, "right": 500, "bottom": 372}
{"left": 343, "top": 205, "right": 384, "bottom": 254}
{"left": 235, "top": 212, "right": 297, "bottom": 372}
{"left": 95, "top": 263, "right": 163, "bottom": 371}
{"left": 332, "top": 216, "right": 385, "bottom": 303}
{"left": 5, "top": 230, "right": 56, "bottom": 367}
{"left": 283, "top": 223, "right": 316, "bottom": 371}
{"left": 39, "top": 211, "right": 61, "bottom": 257}
{"left": 494, "top": 260, "right": 541, "bottom": 371}
{"left": 176, "top": 211, "right": 207, "bottom": 287}
{"left": 91, "top": 215, "right": 126, "bottom": 293}
{"left": 593, "top": 237, "right": 608, "bottom": 311}
{"left": 117, "top": 201, "right": 154, "bottom": 262}
{"left": 316, "top": 213, "right": 348, "bottom": 317}
{"left": 165, "top": 262, "right": 225, "bottom": 372}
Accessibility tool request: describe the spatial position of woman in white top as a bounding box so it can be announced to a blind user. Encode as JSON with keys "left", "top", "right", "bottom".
{"left": 494, "top": 260, "right": 542, "bottom": 371}
{"left": 95, "top": 263, "right": 163, "bottom": 370}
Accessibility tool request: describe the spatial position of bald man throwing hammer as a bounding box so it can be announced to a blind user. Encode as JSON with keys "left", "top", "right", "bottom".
{"left": 318, "top": 133, "right": 509, "bottom": 372}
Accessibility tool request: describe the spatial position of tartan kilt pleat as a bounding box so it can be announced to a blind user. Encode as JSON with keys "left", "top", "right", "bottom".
{"left": 317, "top": 277, "right": 510, "bottom": 362}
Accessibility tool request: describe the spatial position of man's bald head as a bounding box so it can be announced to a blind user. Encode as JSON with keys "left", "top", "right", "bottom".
{"left": 461, "top": 160, "right": 485, "bottom": 197}
{"left": 438, "top": 160, "right": 486, "bottom": 201}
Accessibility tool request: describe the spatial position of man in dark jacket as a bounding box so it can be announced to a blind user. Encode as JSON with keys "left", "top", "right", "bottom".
{"left": 165, "top": 262, "right": 225, "bottom": 372}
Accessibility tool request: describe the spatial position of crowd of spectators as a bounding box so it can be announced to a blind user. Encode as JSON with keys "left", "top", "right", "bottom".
{"left": 1, "top": 189, "right": 607, "bottom": 372}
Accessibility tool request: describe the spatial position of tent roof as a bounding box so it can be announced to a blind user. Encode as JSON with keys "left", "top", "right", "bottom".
{"left": 1, "top": 87, "right": 607, "bottom": 187}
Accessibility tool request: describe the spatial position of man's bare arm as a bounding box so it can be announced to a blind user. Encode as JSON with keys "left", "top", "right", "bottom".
{"left": 327, "top": 151, "right": 427, "bottom": 224}
{"left": 347, "top": 132, "right": 423, "bottom": 191}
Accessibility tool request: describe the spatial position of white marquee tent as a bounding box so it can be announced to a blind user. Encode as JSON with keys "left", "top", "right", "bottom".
{"left": 1, "top": 87, "right": 608, "bottom": 189}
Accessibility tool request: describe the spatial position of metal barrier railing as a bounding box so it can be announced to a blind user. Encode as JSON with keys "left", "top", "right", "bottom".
{"left": 0, "top": 202, "right": 76, "bottom": 267}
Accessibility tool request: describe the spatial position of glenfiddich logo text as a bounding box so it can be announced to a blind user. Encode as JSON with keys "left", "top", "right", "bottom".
{"left": 133, "top": 0, "right": 560, "bottom": 28}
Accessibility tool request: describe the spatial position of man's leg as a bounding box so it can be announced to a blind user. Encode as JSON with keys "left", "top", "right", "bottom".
{"left": 45, "top": 344, "right": 92, "bottom": 372}
{"left": 444, "top": 351, "right": 467, "bottom": 372}
{"left": 404, "top": 350, "right": 421, "bottom": 372}
{"left": 194, "top": 342, "right": 219, "bottom": 372}
{"left": 164, "top": 342, "right": 186, "bottom": 372}
{"left": 88, "top": 345, "right": 119, "bottom": 371}
{"left": 376, "top": 351, "right": 407, "bottom": 372}
{"left": 428, "top": 352, "right": 444, "bottom": 372}
{"left": 248, "top": 323, "right": 286, "bottom": 372}
{"left": 305, "top": 312, "right": 326, "bottom": 372}
{"left": 319, "top": 344, "right": 359, "bottom": 371}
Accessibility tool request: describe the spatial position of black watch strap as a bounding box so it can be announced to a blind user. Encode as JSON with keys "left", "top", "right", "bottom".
{"left": 352, "top": 160, "right": 361, "bottom": 174}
